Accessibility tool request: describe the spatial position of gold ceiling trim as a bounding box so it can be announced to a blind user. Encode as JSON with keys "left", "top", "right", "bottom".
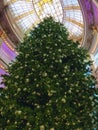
{"left": 64, "top": 5, "right": 80, "bottom": 10}
{"left": 14, "top": 10, "right": 34, "bottom": 21}
{"left": 6, "top": 0, "right": 31, "bottom": 5}
{"left": 65, "top": 17, "right": 84, "bottom": 28}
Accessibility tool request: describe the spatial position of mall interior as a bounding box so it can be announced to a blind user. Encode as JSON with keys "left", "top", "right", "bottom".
{"left": 0, "top": 0, "right": 98, "bottom": 88}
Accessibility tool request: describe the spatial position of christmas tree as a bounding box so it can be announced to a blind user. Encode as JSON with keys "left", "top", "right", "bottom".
{"left": 0, "top": 17, "right": 98, "bottom": 130}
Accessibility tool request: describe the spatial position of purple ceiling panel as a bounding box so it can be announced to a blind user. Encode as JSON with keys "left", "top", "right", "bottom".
{"left": 1, "top": 42, "right": 17, "bottom": 61}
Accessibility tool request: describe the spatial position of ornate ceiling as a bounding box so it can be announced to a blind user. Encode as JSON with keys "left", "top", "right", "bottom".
{"left": 4, "top": 0, "right": 84, "bottom": 41}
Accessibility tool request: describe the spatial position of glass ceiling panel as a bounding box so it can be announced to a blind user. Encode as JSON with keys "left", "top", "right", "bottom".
{"left": 63, "top": 0, "right": 78, "bottom": 5}
{"left": 65, "top": 10, "right": 83, "bottom": 23}
{"left": 9, "top": 1, "right": 33, "bottom": 17}
{"left": 4, "top": 0, "right": 84, "bottom": 39}
{"left": 64, "top": 21, "right": 82, "bottom": 37}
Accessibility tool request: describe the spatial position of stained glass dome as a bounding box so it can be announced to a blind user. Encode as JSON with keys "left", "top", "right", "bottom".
{"left": 4, "top": 0, "right": 84, "bottom": 41}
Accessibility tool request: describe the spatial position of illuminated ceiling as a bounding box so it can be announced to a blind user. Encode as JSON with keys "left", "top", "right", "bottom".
{"left": 4, "top": 0, "right": 84, "bottom": 41}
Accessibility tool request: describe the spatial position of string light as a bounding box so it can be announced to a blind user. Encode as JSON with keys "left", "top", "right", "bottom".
{"left": 0, "top": 64, "right": 5, "bottom": 70}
